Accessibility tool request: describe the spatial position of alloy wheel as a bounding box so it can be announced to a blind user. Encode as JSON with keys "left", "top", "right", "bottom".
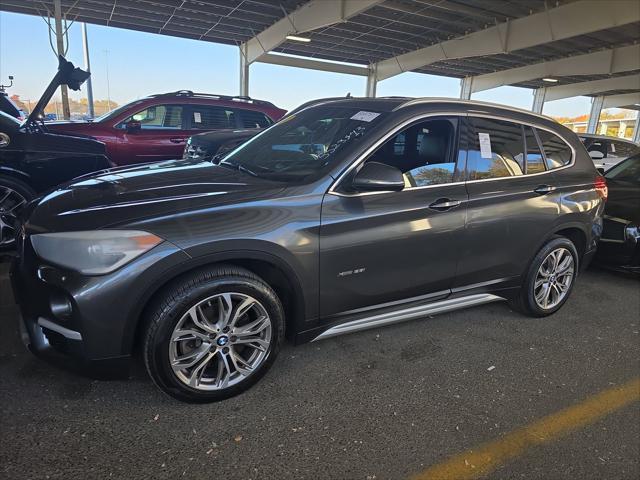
{"left": 534, "top": 247, "right": 575, "bottom": 310}
{"left": 0, "top": 186, "right": 27, "bottom": 247}
{"left": 169, "top": 292, "right": 272, "bottom": 391}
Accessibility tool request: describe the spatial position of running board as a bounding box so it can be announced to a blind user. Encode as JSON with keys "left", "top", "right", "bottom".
{"left": 312, "top": 293, "right": 505, "bottom": 342}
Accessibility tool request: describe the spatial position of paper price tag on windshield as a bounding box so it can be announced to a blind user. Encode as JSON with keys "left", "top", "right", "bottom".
{"left": 193, "top": 112, "right": 202, "bottom": 123}
{"left": 478, "top": 132, "right": 492, "bottom": 159}
{"left": 350, "top": 111, "right": 380, "bottom": 122}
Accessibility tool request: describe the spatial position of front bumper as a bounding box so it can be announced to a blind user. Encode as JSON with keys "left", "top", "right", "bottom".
{"left": 11, "top": 234, "right": 190, "bottom": 378}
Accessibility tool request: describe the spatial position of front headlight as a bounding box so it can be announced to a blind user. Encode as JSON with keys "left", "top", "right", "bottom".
{"left": 31, "top": 230, "right": 163, "bottom": 275}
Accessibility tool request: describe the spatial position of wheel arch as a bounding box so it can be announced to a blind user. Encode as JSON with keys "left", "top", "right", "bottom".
{"left": 124, "top": 249, "right": 308, "bottom": 355}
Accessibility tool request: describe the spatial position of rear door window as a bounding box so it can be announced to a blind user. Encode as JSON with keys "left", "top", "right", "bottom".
{"left": 536, "top": 130, "right": 573, "bottom": 169}
{"left": 189, "top": 106, "right": 236, "bottom": 130}
{"left": 238, "top": 110, "right": 273, "bottom": 129}
{"left": 465, "top": 117, "right": 524, "bottom": 180}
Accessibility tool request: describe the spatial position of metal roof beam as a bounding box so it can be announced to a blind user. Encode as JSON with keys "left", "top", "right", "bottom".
{"left": 243, "top": 0, "right": 383, "bottom": 64}
{"left": 470, "top": 44, "right": 640, "bottom": 93}
{"left": 374, "top": 0, "right": 640, "bottom": 81}
{"left": 544, "top": 74, "right": 640, "bottom": 102}
{"left": 256, "top": 53, "right": 369, "bottom": 76}
{"left": 601, "top": 92, "right": 640, "bottom": 109}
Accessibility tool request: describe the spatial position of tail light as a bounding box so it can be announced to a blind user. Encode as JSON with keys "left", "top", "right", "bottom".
{"left": 594, "top": 175, "right": 608, "bottom": 200}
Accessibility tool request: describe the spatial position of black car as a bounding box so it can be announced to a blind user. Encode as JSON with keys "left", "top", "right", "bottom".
{"left": 0, "top": 56, "right": 112, "bottom": 249}
{"left": 183, "top": 128, "right": 261, "bottom": 163}
{"left": 0, "top": 92, "right": 24, "bottom": 120}
{"left": 13, "top": 98, "right": 606, "bottom": 402}
{"left": 595, "top": 153, "right": 640, "bottom": 273}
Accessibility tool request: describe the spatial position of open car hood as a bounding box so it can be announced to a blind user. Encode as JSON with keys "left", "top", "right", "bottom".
{"left": 24, "top": 55, "right": 90, "bottom": 126}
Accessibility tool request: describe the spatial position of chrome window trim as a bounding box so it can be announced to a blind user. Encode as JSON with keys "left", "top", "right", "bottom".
{"left": 328, "top": 110, "right": 576, "bottom": 197}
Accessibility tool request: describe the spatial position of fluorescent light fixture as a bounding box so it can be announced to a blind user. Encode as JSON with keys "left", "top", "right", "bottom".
{"left": 542, "top": 77, "right": 559, "bottom": 83}
{"left": 286, "top": 34, "right": 311, "bottom": 43}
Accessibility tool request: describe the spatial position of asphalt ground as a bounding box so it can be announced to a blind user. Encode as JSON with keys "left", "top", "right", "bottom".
{"left": 1, "top": 262, "right": 638, "bottom": 480}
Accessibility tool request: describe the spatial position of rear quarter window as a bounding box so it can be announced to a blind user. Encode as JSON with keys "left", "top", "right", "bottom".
{"left": 536, "top": 129, "right": 573, "bottom": 169}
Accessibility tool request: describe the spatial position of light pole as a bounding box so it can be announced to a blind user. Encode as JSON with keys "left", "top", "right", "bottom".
{"left": 82, "top": 23, "right": 95, "bottom": 119}
{"left": 104, "top": 49, "right": 112, "bottom": 112}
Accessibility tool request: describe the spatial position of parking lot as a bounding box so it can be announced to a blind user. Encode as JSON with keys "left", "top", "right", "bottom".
{"left": 1, "top": 262, "right": 638, "bottom": 480}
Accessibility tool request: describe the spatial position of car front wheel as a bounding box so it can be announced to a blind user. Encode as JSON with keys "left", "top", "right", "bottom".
{"left": 143, "top": 265, "right": 284, "bottom": 403}
{"left": 511, "top": 236, "right": 579, "bottom": 317}
{"left": 0, "top": 175, "right": 35, "bottom": 250}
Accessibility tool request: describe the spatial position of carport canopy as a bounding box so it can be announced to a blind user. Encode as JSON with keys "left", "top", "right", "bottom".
{"left": 3, "top": 0, "right": 640, "bottom": 137}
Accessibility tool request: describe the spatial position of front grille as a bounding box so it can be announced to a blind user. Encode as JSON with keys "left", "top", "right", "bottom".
{"left": 602, "top": 218, "right": 626, "bottom": 241}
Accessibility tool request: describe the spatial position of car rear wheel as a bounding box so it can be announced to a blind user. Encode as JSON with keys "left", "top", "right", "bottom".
{"left": 143, "top": 265, "right": 284, "bottom": 403}
{"left": 0, "top": 175, "right": 35, "bottom": 249}
{"left": 510, "top": 236, "right": 579, "bottom": 317}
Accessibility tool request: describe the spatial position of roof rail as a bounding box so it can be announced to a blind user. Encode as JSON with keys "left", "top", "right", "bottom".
{"left": 150, "top": 90, "right": 277, "bottom": 107}
{"left": 395, "top": 97, "right": 556, "bottom": 122}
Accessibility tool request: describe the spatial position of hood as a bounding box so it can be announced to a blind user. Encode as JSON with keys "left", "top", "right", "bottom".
{"left": 605, "top": 179, "right": 640, "bottom": 225}
{"left": 25, "top": 55, "right": 90, "bottom": 127}
{"left": 25, "top": 158, "right": 284, "bottom": 233}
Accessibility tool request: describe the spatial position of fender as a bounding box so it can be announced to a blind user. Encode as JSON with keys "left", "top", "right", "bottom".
{"left": 0, "top": 165, "right": 32, "bottom": 183}
{"left": 119, "top": 245, "right": 312, "bottom": 355}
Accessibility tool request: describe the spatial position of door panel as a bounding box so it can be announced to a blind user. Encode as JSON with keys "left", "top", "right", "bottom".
{"left": 120, "top": 104, "right": 187, "bottom": 165}
{"left": 319, "top": 116, "right": 467, "bottom": 317}
{"left": 320, "top": 185, "right": 467, "bottom": 316}
{"left": 454, "top": 117, "right": 561, "bottom": 289}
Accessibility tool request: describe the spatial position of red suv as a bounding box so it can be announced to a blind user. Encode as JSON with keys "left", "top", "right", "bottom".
{"left": 47, "top": 91, "right": 286, "bottom": 166}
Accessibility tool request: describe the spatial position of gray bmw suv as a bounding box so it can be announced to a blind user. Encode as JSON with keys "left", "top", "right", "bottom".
{"left": 13, "top": 98, "right": 606, "bottom": 402}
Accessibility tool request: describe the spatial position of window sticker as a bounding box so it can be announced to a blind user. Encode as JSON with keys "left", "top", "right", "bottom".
{"left": 478, "top": 132, "right": 492, "bottom": 159}
{"left": 193, "top": 112, "right": 202, "bottom": 123}
{"left": 350, "top": 111, "right": 380, "bottom": 122}
{"left": 610, "top": 142, "right": 616, "bottom": 153}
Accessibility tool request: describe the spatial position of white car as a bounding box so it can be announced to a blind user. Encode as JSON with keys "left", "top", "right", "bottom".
{"left": 579, "top": 133, "right": 640, "bottom": 172}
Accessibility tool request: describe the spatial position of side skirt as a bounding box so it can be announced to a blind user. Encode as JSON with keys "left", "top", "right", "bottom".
{"left": 311, "top": 293, "right": 505, "bottom": 342}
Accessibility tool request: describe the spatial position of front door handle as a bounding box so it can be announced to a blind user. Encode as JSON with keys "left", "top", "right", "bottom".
{"left": 534, "top": 184, "right": 556, "bottom": 195}
{"left": 429, "top": 198, "right": 462, "bottom": 211}
{"left": 170, "top": 137, "right": 185, "bottom": 143}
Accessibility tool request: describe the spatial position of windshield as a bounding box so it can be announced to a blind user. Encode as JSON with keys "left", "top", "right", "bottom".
{"left": 605, "top": 154, "right": 640, "bottom": 183}
{"left": 94, "top": 99, "right": 146, "bottom": 123}
{"left": 219, "top": 105, "right": 387, "bottom": 181}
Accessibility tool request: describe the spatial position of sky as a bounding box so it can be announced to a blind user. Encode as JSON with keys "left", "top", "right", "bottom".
{"left": 0, "top": 10, "right": 600, "bottom": 117}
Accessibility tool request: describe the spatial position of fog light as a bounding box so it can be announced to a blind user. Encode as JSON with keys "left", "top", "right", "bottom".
{"left": 50, "top": 293, "right": 73, "bottom": 320}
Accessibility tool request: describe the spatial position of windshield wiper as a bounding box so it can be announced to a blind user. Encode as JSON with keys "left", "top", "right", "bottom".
{"left": 219, "top": 160, "right": 259, "bottom": 177}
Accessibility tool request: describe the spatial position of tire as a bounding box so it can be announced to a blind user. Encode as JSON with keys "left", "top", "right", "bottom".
{"left": 509, "top": 236, "right": 579, "bottom": 317}
{"left": 0, "top": 175, "right": 35, "bottom": 250}
{"left": 143, "top": 265, "right": 285, "bottom": 403}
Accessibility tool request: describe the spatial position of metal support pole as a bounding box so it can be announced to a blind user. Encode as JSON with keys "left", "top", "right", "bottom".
{"left": 53, "top": 0, "right": 70, "bottom": 120}
{"left": 366, "top": 64, "right": 377, "bottom": 98}
{"left": 632, "top": 113, "right": 640, "bottom": 143}
{"left": 532, "top": 87, "right": 546, "bottom": 114}
{"left": 459, "top": 77, "right": 473, "bottom": 100}
{"left": 81, "top": 23, "right": 95, "bottom": 119}
{"left": 586, "top": 96, "right": 604, "bottom": 134}
{"left": 239, "top": 45, "right": 249, "bottom": 97}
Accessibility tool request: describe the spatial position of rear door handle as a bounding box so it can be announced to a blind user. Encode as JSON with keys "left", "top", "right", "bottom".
{"left": 429, "top": 198, "right": 462, "bottom": 211}
{"left": 170, "top": 137, "right": 185, "bottom": 143}
{"left": 534, "top": 184, "right": 556, "bottom": 195}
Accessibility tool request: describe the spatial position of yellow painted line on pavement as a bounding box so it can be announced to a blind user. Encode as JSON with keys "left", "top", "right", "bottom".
{"left": 411, "top": 377, "right": 640, "bottom": 480}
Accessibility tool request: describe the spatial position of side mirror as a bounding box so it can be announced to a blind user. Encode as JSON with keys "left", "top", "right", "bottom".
{"left": 125, "top": 120, "right": 141, "bottom": 133}
{"left": 352, "top": 162, "right": 404, "bottom": 192}
{"left": 589, "top": 150, "right": 605, "bottom": 160}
